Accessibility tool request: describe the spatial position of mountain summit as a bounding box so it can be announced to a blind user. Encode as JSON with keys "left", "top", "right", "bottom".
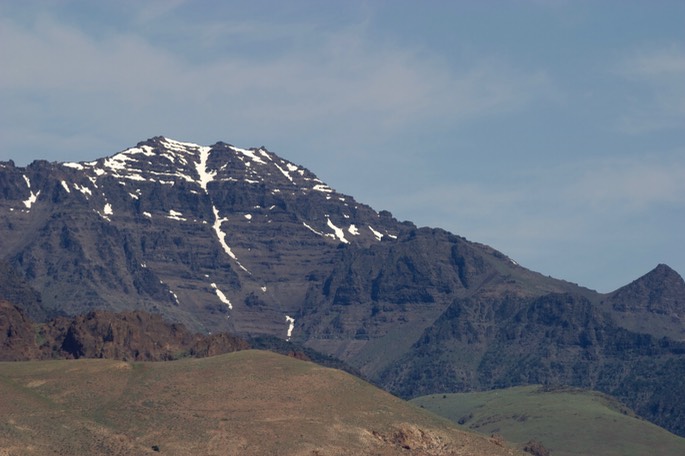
{"left": 610, "top": 263, "right": 685, "bottom": 314}
{"left": 1, "top": 137, "right": 684, "bottom": 436}
{"left": 1, "top": 137, "right": 400, "bottom": 337}
{"left": 602, "top": 263, "right": 685, "bottom": 340}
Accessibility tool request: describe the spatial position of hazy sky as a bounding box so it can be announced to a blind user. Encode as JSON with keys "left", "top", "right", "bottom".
{"left": 2, "top": 1, "right": 684, "bottom": 292}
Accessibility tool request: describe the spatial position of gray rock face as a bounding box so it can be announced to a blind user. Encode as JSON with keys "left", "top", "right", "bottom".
{"left": 1, "top": 137, "right": 585, "bottom": 360}
{"left": 2, "top": 137, "right": 685, "bottom": 436}
{"left": 1, "top": 137, "right": 400, "bottom": 338}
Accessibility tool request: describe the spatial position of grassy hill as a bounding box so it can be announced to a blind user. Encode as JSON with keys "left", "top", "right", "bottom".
{"left": 0, "top": 350, "right": 523, "bottom": 456}
{"left": 411, "top": 385, "right": 685, "bottom": 456}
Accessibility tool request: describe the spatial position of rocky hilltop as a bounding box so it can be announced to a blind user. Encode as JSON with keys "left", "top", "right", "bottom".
{"left": 1, "top": 137, "right": 684, "bottom": 436}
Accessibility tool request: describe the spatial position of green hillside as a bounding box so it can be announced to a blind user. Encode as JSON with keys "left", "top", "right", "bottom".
{"left": 411, "top": 385, "right": 685, "bottom": 456}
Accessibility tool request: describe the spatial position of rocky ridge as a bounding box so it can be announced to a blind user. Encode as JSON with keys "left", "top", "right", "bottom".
{"left": 0, "top": 298, "right": 247, "bottom": 362}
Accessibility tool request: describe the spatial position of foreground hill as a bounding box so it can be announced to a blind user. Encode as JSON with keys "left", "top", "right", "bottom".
{"left": 412, "top": 386, "right": 685, "bottom": 456}
{"left": 2, "top": 137, "right": 685, "bottom": 436}
{"left": 0, "top": 350, "right": 524, "bottom": 456}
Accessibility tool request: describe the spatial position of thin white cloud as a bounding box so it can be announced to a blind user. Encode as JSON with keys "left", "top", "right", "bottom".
{"left": 621, "top": 46, "right": 685, "bottom": 78}
{"left": 0, "top": 9, "right": 557, "bottom": 163}
{"left": 382, "top": 151, "right": 685, "bottom": 261}
{"left": 130, "top": 0, "right": 188, "bottom": 25}
{"left": 614, "top": 45, "right": 685, "bottom": 134}
{"left": 565, "top": 154, "right": 685, "bottom": 211}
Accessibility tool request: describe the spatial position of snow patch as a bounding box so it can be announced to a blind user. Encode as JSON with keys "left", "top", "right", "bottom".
{"left": 231, "top": 146, "right": 266, "bottom": 164}
{"left": 285, "top": 315, "right": 295, "bottom": 341}
{"left": 63, "top": 162, "right": 85, "bottom": 170}
{"left": 348, "top": 224, "right": 360, "bottom": 235}
{"left": 95, "top": 207, "right": 111, "bottom": 221}
{"left": 195, "top": 146, "right": 215, "bottom": 192}
{"left": 312, "top": 183, "right": 333, "bottom": 193}
{"left": 369, "top": 226, "right": 383, "bottom": 241}
{"left": 23, "top": 190, "right": 40, "bottom": 209}
{"left": 143, "top": 211, "right": 152, "bottom": 218}
{"left": 160, "top": 152, "right": 176, "bottom": 163}
{"left": 327, "top": 217, "right": 349, "bottom": 244}
{"left": 167, "top": 210, "right": 187, "bottom": 221}
{"left": 212, "top": 206, "right": 250, "bottom": 273}
{"left": 211, "top": 283, "right": 233, "bottom": 309}
{"left": 74, "top": 184, "right": 92, "bottom": 197}
{"left": 303, "top": 222, "right": 323, "bottom": 236}
{"left": 274, "top": 162, "right": 294, "bottom": 183}
{"left": 103, "top": 203, "right": 113, "bottom": 216}
{"left": 61, "top": 181, "right": 71, "bottom": 193}
{"left": 161, "top": 137, "right": 202, "bottom": 152}
{"left": 244, "top": 214, "right": 252, "bottom": 220}
{"left": 121, "top": 173, "right": 148, "bottom": 182}
{"left": 103, "top": 153, "right": 135, "bottom": 172}
{"left": 138, "top": 145, "right": 156, "bottom": 156}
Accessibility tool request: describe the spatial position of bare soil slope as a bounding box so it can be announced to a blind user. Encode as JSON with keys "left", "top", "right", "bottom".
{"left": 0, "top": 350, "right": 523, "bottom": 456}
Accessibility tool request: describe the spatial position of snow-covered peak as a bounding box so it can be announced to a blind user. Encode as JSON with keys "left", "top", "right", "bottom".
{"left": 54, "top": 137, "right": 399, "bottom": 246}
{"left": 60, "top": 137, "right": 335, "bottom": 196}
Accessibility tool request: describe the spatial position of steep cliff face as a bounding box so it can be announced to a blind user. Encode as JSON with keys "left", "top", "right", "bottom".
{"left": 0, "top": 299, "right": 39, "bottom": 361}
{"left": 0, "top": 299, "right": 247, "bottom": 362}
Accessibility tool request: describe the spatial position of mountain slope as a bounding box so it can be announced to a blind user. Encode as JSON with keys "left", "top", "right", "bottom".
{"left": 411, "top": 385, "right": 685, "bottom": 456}
{"left": 2, "top": 137, "right": 684, "bottom": 436}
{"left": 380, "top": 291, "right": 685, "bottom": 435}
{"left": 0, "top": 136, "right": 589, "bottom": 370}
{"left": 0, "top": 350, "right": 524, "bottom": 456}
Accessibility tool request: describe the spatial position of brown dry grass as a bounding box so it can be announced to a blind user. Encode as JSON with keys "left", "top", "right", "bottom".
{"left": 0, "top": 350, "right": 524, "bottom": 455}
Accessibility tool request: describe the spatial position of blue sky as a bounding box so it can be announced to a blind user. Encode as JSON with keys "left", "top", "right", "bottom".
{"left": 1, "top": 0, "right": 684, "bottom": 292}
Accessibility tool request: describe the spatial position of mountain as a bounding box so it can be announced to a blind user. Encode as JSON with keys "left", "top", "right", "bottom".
{"left": 0, "top": 136, "right": 587, "bottom": 355}
{"left": 0, "top": 137, "right": 402, "bottom": 335}
{"left": 1, "top": 137, "right": 684, "bottom": 436}
{"left": 0, "top": 350, "right": 526, "bottom": 456}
